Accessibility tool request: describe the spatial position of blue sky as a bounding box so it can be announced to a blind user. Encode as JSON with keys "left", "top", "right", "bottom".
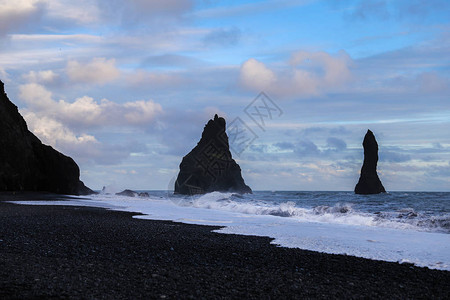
{"left": 0, "top": 0, "right": 449, "bottom": 191}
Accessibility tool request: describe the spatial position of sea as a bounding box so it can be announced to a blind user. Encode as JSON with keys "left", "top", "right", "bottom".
{"left": 12, "top": 191, "right": 450, "bottom": 271}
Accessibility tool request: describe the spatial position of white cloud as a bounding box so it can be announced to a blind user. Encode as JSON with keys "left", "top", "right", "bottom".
{"left": 23, "top": 111, "right": 97, "bottom": 145}
{"left": 17, "top": 83, "right": 161, "bottom": 165}
{"left": 240, "top": 58, "right": 276, "bottom": 90}
{"left": 19, "top": 83, "right": 163, "bottom": 129}
{"left": 22, "top": 110, "right": 149, "bottom": 166}
{"left": 66, "top": 57, "right": 120, "bottom": 85}
{"left": 10, "top": 33, "right": 103, "bottom": 42}
{"left": 290, "top": 50, "right": 352, "bottom": 88}
{"left": 123, "top": 100, "right": 164, "bottom": 125}
{"left": 240, "top": 50, "right": 353, "bottom": 98}
{"left": 0, "top": 0, "right": 46, "bottom": 36}
{"left": 23, "top": 69, "right": 58, "bottom": 84}
{"left": 57, "top": 96, "right": 105, "bottom": 127}
{"left": 18, "top": 82, "right": 54, "bottom": 109}
{"left": 22, "top": 110, "right": 100, "bottom": 158}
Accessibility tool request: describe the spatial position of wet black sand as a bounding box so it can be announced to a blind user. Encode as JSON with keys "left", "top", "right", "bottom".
{"left": 0, "top": 193, "right": 449, "bottom": 299}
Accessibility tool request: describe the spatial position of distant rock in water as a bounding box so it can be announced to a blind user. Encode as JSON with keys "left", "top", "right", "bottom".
{"left": 0, "top": 80, "right": 94, "bottom": 195}
{"left": 355, "top": 130, "right": 386, "bottom": 195}
{"left": 116, "top": 190, "right": 137, "bottom": 197}
{"left": 115, "top": 189, "right": 149, "bottom": 197}
{"left": 174, "top": 114, "right": 252, "bottom": 195}
{"left": 116, "top": 189, "right": 138, "bottom": 197}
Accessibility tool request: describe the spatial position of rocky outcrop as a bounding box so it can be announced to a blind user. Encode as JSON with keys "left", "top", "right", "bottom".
{"left": 116, "top": 190, "right": 149, "bottom": 197}
{"left": 355, "top": 130, "right": 386, "bottom": 194}
{"left": 116, "top": 190, "right": 138, "bottom": 197}
{"left": 174, "top": 114, "right": 252, "bottom": 195}
{"left": 0, "top": 80, "right": 94, "bottom": 195}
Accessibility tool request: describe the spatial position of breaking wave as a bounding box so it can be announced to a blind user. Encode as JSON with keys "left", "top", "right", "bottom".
{"left": 169, "top": 191, "right": 450, "bottom": 233}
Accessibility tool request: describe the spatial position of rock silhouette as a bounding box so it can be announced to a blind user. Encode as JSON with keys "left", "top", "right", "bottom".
{"left": 0, "top": 80, "right": 93, "bottom": 195}
{"left": 174, "top": 114, "right": 252, "bottom": 195}
{"left": 116, "top": 190, "right": 138, "bottom": 197}
{"left": 116, "top": 189, "right": 149, "bottom": 197}
{"left": 355, "top": 130, "right": 386, "bottom": 194}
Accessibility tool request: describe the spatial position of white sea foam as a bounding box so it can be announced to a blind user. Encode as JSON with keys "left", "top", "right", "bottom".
{"left": 168, "top": 192, "right": 449, "bottom": 233}
{"left": 9, "top": 191, "right": 450, "bottom": 271}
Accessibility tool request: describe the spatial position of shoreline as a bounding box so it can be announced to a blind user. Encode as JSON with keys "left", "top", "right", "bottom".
{"left": 1, "top": 195, "right": 449, "bottom": 298}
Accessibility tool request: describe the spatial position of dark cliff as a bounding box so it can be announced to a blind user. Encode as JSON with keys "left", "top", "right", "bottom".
{"left": 355, "top": 130, "right": 386, "bottom": 194}
{"left": 0, "top": 80, "right": 94, "bottom": 195}
{"left": 174, "top": 114, "right": 252, "bottom": 195}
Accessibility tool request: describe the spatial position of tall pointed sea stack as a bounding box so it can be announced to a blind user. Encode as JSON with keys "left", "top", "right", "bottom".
{"left": 0, "top": 80, "right": 93, "bottom": 195}
{"left": 175, "top": 114, "right": 252, "bottom": 195}
{"left": 355, "top": 129, "right": 386, "bottom": 194}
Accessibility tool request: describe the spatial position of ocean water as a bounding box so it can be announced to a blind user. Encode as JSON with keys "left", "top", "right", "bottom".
{"left": 11, "top": 191, "right": 450, "bottom": 271}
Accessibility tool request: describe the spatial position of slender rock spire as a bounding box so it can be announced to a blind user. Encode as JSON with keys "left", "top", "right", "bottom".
{"left": 355, "top": 130, "right": 386, "bottom": 194}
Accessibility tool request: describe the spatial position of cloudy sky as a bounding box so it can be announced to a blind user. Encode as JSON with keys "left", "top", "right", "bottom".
{"left": 0, "top": 0, "right": 449, "bottom": 191}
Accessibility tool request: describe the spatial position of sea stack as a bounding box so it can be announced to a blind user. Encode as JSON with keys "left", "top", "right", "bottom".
{"left": 174, "top": 114, "right": 252, "bottom": 195}
{"left": 355, "top": 129, "right": 386, "bottom": 194}
{"left": 0, "top": 80, "right": 93, "bottom": 195}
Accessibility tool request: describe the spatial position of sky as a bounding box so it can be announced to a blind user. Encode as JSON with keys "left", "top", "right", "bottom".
{"left": 0, "top": 0, "right": 449, "bottom": 192}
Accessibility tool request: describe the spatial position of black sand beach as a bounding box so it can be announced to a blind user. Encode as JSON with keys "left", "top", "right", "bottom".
{"left": 0, "top": 194, "right": 449, "bottom": 299}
